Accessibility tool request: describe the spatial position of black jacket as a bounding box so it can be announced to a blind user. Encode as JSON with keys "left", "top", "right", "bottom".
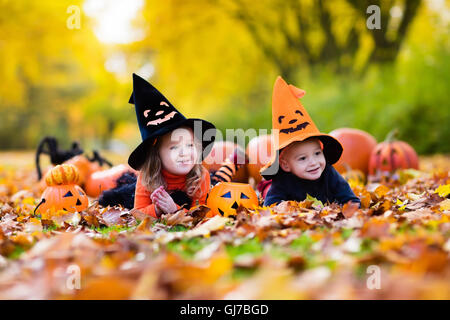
{"left": 263, "top": 164, "right": 361, "bottom": 207}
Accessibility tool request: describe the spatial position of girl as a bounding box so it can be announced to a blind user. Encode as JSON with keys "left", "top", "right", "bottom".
{"left": 128, "top": 73, "right": 216, "bottom": 217}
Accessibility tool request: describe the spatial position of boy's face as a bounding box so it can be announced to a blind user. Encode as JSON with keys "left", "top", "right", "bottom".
{"left": 279, "top": 138, "right": 326, "bottom": 180}
{"left": 158, "top": 127, "right": 200, "bottom": 175}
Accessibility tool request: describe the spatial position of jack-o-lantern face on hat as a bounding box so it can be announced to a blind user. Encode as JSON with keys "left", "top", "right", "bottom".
{"left": 129, "top": 74, "right": 187, "bottom": 142}
{"left": 143, "top": 101, "right": 178, "bottom": 126}
{"left": 272, "top": 79, "right": 319, "bottom": 138}
{"left": 278, "top": 109, "right": 310, "bottom": 134}
{"left": 206, "top": 182, "right": 258, "bottom": 218}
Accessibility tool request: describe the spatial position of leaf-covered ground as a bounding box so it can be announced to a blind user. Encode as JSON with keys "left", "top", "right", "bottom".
{"left": 0, "top": 153, "right": 449, "bottom": 299}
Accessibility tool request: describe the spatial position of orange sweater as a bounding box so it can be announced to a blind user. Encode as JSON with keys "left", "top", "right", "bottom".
{"left": 134, "top": 166, "right": 210, "bottom": 218}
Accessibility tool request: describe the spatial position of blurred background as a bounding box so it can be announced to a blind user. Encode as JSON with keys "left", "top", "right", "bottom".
{"left": 0, "top": 0, "right": 449, "bottom": 157}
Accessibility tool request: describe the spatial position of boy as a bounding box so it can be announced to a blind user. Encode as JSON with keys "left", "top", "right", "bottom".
{"left": 261, "top": 77, "right": 360, "bottom": 207}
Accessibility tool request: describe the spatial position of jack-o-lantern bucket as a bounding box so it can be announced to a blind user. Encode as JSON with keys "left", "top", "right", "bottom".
{"left": 206, "top": 182, "right": 258, "bottom": 218}
{"left": 35, "top": 164, "right": 89, "bottom": 215}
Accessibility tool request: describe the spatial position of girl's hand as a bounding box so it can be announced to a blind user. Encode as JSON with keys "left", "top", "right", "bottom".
{"left": 151, "top": 187, "right": 178, "bottom": 214}
{"left": 151, "top": 187, "right": 165, "bottom": 217}
{"left": 150, "top": 186, "right": 164, "bottom": 203}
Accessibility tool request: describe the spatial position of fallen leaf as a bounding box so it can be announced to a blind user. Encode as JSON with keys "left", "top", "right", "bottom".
{"left": 434, "top": 184, "right": 450, "bottom": 198}
{"left": 342, "top": 202, "right": 359, "bottom": 219}
{"left": 185, "top": 216, "right": 229, "bottom": 238}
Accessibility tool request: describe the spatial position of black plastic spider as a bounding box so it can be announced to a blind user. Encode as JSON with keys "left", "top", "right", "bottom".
{"left": 35, "top": 136, "right": 113, "bottom": 180}
{"left": 35, "top": 136, "right": 84, "bottom": 180}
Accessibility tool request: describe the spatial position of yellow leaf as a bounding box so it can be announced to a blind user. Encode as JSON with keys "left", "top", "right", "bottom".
{"left": 396, "top": 198, "right": 407, "bottom": 211}
{"left": 186, "top": 216, "right": 229, "bottom": 238}
{"left": 306, "top": 194, "right": 324, "bottom": 207}
{"left": 374, "top": 184, "right": 390, "bottom": 198}
{"left": 435, "top": 184, "right": 450, "bottom": 198}
{"left": 22, "top": 197, "right": 36, "bottom": 206}
{"left": 439, "top": 199, "right": 450, "bottom": 211}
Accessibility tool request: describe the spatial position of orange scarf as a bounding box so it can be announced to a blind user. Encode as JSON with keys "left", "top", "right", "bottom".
{"left": 134, "top": 167, "right": 210, "bottom": 217}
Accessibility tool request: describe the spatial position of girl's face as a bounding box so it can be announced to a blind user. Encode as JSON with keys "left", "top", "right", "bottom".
{"left": 158, "top": 127, "right": 200, "bottom": 175}
{"left": 279, "top": 138, "right": 326, "bottom": 180}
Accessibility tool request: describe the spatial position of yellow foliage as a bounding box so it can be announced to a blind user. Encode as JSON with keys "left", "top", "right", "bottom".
{"left": 435, "top": 184, "right": 450, "bottom": 198}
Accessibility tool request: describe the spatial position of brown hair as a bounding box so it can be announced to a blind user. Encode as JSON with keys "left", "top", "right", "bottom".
{"left": 140, "top": 134, "right": 204, "bottom": 198}
{"left": 280, "top": 137, "right": 323, "bottom": 161}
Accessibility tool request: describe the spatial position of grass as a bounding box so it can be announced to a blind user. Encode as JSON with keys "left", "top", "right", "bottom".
{"left": 89, "top": 224, "right": 136, "bottom": 235}
{"left": 168, "top": 225, "right": 190, "bottom": 232}
{"left": 290, "top": 234, "right": 315, "bottom": 252}
{"left": 166, "top": 237, "right": 212, "bottom": 259}
{"left": 43, "top": 225, "right": 59, "bottom": 233}
{"left": 225, "top": 238, "right": 263, "bottom": 259}
{"left": 8, "top": 246, "right": 26, "bottom": 260}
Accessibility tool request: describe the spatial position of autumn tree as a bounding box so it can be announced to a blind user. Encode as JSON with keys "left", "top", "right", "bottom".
{"left": 215, "top": 0, "right": 422, "bottom": 80}
{"left": 0, "top": 0, "right": 127, "bottom": 149}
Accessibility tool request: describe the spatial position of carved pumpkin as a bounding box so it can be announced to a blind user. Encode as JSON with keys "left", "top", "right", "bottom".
{"left": 202, "top": 141, "right": 248, "bottom": 183}
{"left": 329, "top": 128, "right": 377, "bottom": 175}
{"left": 206, "top": 182, "right": 258, "bottom": 218}
{"left": 368, "top": 130, "right": 419, "bottom": 176}
{"left": 84, "top": 164, "right": 137, "bottom": 198}
{"left": 246, "top": 134, "right": 274, "bottom": 184}
{"left": 35, "top": 164, "right": 89, "bottom": 215}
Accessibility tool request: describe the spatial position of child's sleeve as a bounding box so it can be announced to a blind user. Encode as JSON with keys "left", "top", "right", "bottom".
{"left": 191, "top": 167, "right": 211, "bottom": 207}
{"left": 134, "top": 173, "right": 158, "bottom": 218}
{"left": 328, "top": 166, "right": 361, "bottom": 207}
{"left": 263, "top": 181, "right": 287, "bottom": 207}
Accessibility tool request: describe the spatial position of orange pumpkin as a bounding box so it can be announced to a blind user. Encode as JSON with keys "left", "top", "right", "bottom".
{"left": 44, "top": 163, "right": 80, "bottom": 186}
{"left": 246, "top": 134, "right": 274, "bottom": 184}
{"left": 368, "top": 130, "right": 419, "bottom": 175}
{"left": 202, "top": 141, "right": 248, "bottom": 183}
{"left": 35, "top": 164, "right": 89, "bottom": 215}
{"left": 84, "top": 164, "right": 137, "bottom": 198}
{"left": 329, "top": 128, "right": 377, "bottom": 175}
{"left": 206, "top": 182, "right": 258, "bottom": 218}
{"left": 65, "top": 155, "right": 102, "bottom": 186}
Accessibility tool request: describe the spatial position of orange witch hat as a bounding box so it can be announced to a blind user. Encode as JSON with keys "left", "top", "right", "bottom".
{"left": 260, "top": 76, "right": 343, "bottom": 178}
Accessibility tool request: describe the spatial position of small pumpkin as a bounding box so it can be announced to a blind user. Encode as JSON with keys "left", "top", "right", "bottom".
{"left": 206, "top": 182, "right": 258, "bottom": 218}
{"left": 368, "top": 129, "right": 419, "bottom": 176}
{"left": 35, "top": 164, "right": 89, "bottom": 215}
{"left": 329, "top": 128, "right": 377, "bottom": 175}
{"left": 246, "top": 134, "right": 274, "bottom": 184}
{"left": 44, "top": 163, "right": 80, "bottom": 186}
{"left": 65, "top": 155, "right": 102, "bottom": 187}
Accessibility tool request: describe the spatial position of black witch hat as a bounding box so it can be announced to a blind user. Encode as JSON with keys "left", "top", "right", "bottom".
{"left": 128, "top": 73, "right": 216, "bottom": 170}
